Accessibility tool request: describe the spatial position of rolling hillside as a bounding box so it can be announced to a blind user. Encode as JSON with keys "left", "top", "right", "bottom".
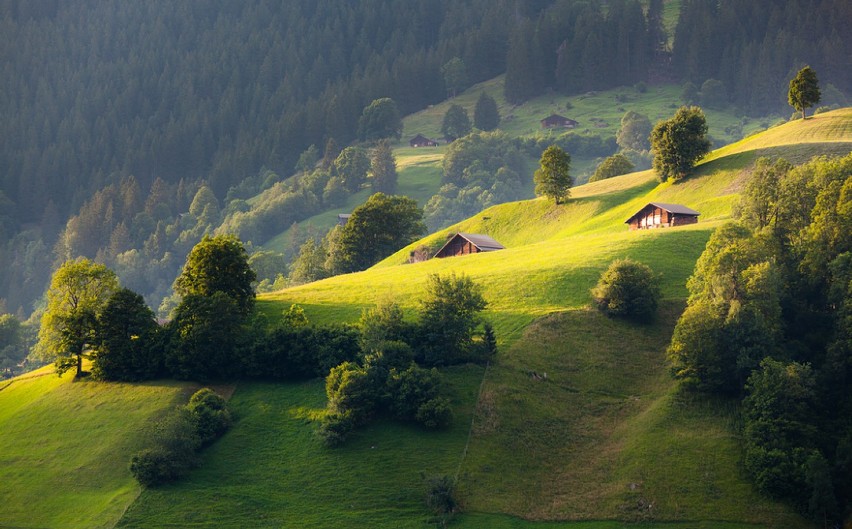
{"left": 2, "top": 110, "right": 850, "bottom": 529}
{"left": 122, "top": 111, "right": 850, "bottom": 528}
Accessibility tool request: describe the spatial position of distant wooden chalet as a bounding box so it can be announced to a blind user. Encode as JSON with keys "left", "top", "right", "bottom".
{"left": 337, "top": 213, "right": 351, "bottom": 226}
{"left": 540, "top": 114, "right": 578, "bottom": 129}
{"left": 626, "top": 202, "right": 700, "bottom": 230}
{"left": 409, "top": 134, "right": 439, "bottom": 147}
{"left": 434, "top": 232, "right": 505, "bottom": 259}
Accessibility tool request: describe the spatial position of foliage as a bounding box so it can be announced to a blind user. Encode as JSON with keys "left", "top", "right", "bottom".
{"left": 166, "top": 292, "right": 244, "bottom": 381}
{"left": 333, "top": 146, "right": 370, "bottom": 193}
{"left": 534, "top": 145, "right": 572, "bottom": 204}
{"left": 733, "top": 157, "right": 793, "bottom": 231}
{"left": 742, "top": 359, "right": 819, "bottom": 505}
{"left": 0, "top": 313, "right": 28, "bottom": 378}
{"left": 699, "top": 79, "right": 728, "bottom": 109}
{"left": 92, "top": 288, "right": 159, "bottom": 381}
{"left": 36, "top": 258, "right": 119, "bottom": 377}
{"left": 473, "top": 92, "right": 500, "bottom": 131}
{"left": 590, "top": 154, "right": 635, "bottom": 182}
{"left": 425, "top": 474, "right": 458, "bottom": 516}
{"left": 370, "top": 140, "right": 398, "bottom": 195}
{"left": 358, "top": 98, "right": 402, "bottom": 141}
{"left": 650, "top": 106, "right": 711, "bottom": 182}
{"left": 426, "top": 130, "right": 525, "bottom": 230}
{"left": 289, "top": 237, "right": 329, "bottom": 285}
{"left": 130, "top": 408, "right": 200, "bottom": 487}
{"left": 417, "top": 273, "right": 487, "bottom": 366}
{"left": 616, "top": 111, "right": 652, "bottom": 152}
{"left": 358, "top": 301, "right": 411, "bottom": 353}
{"left": 441, "top": 57, "right": 467, "bottom": 98}
{"left": 186, "top": 388, "right": 233, "bottom": 446}
{"left": 788, "top": 66, "right": 821, "bottom": 120}
{"left": 174, "top": 235, "right": 256, "bottom": 315}
{"left": 415, "top": 397, "right": 453, "bottom": 429}
{"left": 130, "top": 388, "right": 231, "bottom": 487}
{"left": 591, "top": 259, "right": 660, "bottom": 322}
{"left": 441, "top": 104, "right": 472, "bottom": 142}
{"left": 331, "top": 193, "right": 426, "bottom": 274}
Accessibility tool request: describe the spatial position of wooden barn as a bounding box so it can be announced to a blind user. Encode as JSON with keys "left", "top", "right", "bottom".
{"left": 409, "top": 134, "right": 439, "bottom": 147}
{"left": 433, "top": 233, "right": 505, "bottom": 259}
{"left": 625, "top": 202, "right": 700, "bottom": 230}
{"left": 540, "top": 114, "right": 578, "bottom": 129}
{"left": 337, "top": 213, "right": 351, "bottom": 226}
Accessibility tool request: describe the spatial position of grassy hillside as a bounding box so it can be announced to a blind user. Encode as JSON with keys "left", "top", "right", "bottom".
{"left": 0, "top": 366, "right": 193, "bottom": 529}
{"left": 260, "top": 74, "right": 777, "bottom": 253}
{"left": 3, "top": 108, "right": 848, "bottom": 529}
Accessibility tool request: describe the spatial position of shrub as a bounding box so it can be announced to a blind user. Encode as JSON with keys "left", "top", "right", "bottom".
{"left": 416, "top": 397, "right": 453, "bottom": 429}
{"left": 387, "top": 364, "right": 441, "bottom": 420}
{"left": 130, "top": 447, "right": 184, "bottom": 487}
{"left": 591, "top": 258, "right": 661, "bottom": 321}
{"left": 317, "top": 410, "right": 357, "bottom": 447}
{"left": 187, "top": 388, "right": 232, "bottom": 446}
{"left": 130, "top": 408, "right": 199, "bottom": 487}
{"left": 425, "top": 475, "right": 458, "bottom": 515}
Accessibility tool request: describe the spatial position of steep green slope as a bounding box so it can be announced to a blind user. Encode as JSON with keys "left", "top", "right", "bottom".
{"left": 0, "top": 366, "right": 191, "bottom": 529}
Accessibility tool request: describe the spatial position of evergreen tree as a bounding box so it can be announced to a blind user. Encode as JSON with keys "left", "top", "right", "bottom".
{"left": 93, "top": 288, "right": 159, "bottom": 381}
{"left": 473, "top": 92, "right": 500, "bottom": 131}
{"left": 370, "top": 140, "right": 398, "bottom": 195}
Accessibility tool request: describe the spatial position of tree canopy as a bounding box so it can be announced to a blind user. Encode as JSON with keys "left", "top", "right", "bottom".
{"left": 357, "top": 98, "right": 403, "bottom": 141}
{"left": 36, "top": 258, "right": 119, "bottom": 377}
{"left": 788, "top": 66, "right": 821, "bottom": 120}
{"left": 650, "top": 106, "right": 711, "bottom": 182}
{"left": 174, "top": 235, "right": 256, "bottom": 315}
{"left": 370, "top": 140, "right": 398, "bottom": 195}
{"left": 441, "top": 104, "right": 472, "bottom": 142}
{"left": 332, "top": 193, "right": 426, "bottom": 274}
{"left": 473, "top": 92, "right": 500, "bottom": 131}
{"left": 534, "top": 145, "right": 572, "bottom": 204}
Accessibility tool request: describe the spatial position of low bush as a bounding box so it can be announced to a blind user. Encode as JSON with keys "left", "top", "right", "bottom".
{"left": 187, "top": 388, "right": 232, "bottom": 446}
{"left": 591, "top": 258, "right": 661, "bottom": 322}
{"left": 416, "top": 397, "right": 453, "bottom": 429}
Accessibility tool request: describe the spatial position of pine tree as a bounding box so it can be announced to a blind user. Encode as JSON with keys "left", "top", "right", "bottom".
{"left": 473, "top": 93, "right": 500, "bottom": 131}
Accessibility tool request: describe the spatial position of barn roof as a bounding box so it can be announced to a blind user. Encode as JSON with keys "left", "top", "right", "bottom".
{"left": 433, "top": 232, "right": 505, "bottom": 258}
{"left": 625, "top": 202, "right": 700, "bottom": 223}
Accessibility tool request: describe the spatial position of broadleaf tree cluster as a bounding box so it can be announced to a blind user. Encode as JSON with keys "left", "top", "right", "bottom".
{"left": 667, "top": 153, "right": 852, "bottom": 523}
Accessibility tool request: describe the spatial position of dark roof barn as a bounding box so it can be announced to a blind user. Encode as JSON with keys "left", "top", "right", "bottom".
{"left": 625, "top": 202, "right": 700, "bottom": 230}
{"left": 434, "top": 232, "right": 505, "bottom": 258}
{"left": 540, "top": 114, "right": 578, "bottom": 129}
{"left": 409, "top": 134, "right": 439, "bottom": 147}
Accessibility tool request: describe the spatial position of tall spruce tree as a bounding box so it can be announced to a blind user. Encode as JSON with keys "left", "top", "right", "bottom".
{"left": 473, "top": 92, "right": 500, "bottom": 131}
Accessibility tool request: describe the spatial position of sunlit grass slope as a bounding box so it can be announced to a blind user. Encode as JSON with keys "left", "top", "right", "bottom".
{"left": 0, "top": 366, "right": 191, "bottom": 529}
{"left": 117, "top": 366, "right": 482, "bottom": 529}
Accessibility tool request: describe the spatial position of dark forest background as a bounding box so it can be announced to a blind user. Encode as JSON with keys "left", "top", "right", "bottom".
{"left": 1, "top": 0, "right": 850, "bottom": 317}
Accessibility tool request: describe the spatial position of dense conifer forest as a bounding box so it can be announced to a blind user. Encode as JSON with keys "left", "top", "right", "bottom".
{"left": 0, "top": 0, "right": 850, "bottom": 318}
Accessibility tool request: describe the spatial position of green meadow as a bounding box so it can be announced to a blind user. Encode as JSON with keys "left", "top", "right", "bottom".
{"left": 2, "top": 105, "right": 849, "bottom": 528}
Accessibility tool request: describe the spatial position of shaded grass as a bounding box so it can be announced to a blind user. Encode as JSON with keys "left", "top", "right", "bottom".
{"left": 457, "top": 307, "right": 808, "bottom": 529}
{"left": 117, "top": 365, "right": 483, "bottom": 529}
{"left": 0, "top": 366, "right": 191, "bottom": 529}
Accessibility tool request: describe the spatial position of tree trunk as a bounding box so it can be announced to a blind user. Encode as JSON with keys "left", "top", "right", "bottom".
{"left": 76, "top": 354, "right": 82, "bottom": 377}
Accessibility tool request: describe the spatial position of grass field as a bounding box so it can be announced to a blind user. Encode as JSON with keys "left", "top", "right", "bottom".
{"left": 117, "top": 366, "right": 484, "bottom": 529}
{"left": 0, "top": 366, "right": 193, "bottom": 529}
{"left": 4, "top": 96, "right": 849, "bottom": 529}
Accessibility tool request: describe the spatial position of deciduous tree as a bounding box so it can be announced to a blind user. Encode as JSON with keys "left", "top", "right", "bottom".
{"left": 36, "top": 258, "right": 119, "bottom": 377}
{"left": 788, "top": 66, "right": 821, "bottom": 120}
{"left": 174, "top": 235, "right": 256, "bottom": 315}
{"left": 92, "top": 288, "right": 159, "bottom": 381}
{"left": 650, "top": 106, "right": 711, "bottom": 182}
{"left": 441, "top": 104, "right": 471, "bottom": 142}
{"left": 534, "top": 145, "right": 572, "bottom": 204}
{"left": 357, "top": 98, "right": 402, "bottom": 141}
